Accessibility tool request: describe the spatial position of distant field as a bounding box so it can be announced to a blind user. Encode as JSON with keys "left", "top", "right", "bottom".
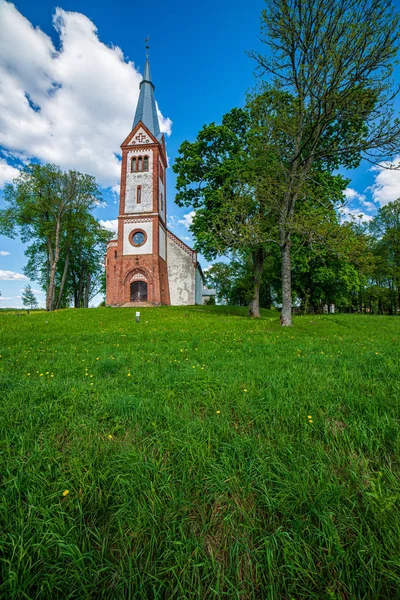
{"left": 0, "top": 306, "right": 399, "bottom": 599}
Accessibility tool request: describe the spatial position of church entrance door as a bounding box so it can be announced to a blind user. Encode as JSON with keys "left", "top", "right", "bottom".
{"left": 130, "top": 281, "right": 148, "bottom": 302}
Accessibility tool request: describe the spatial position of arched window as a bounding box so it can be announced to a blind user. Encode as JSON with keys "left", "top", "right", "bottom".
{"left": 160, "top": 192, "right": 163, "bottom": 212}
{"left": 114, "top": 250, "right": 117, "bottom": 258}
{"left": 159, "top": 163, "right": 164, "bottom": 183}
{"left": 131, "top": 157, "right": 136, "bottom": 172}
{"left": 137, "top": 186, "right": 142, "bottom": 204}
{"left": 138, "top": 157, "right": 143, "bottom": 172}
{"left": 144, "top": 156, "right": 149, "bottom": 171}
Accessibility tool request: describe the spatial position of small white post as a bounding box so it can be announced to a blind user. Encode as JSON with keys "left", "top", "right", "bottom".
{"left": 136, "top": 311, "right": 140, "bottom": 323}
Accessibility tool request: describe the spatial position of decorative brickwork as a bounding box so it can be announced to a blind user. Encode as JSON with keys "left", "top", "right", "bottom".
{"left": 106, "top": 120, "right": 171, "bottom": 306}
{"left": 105, "top": 54, "right": 200, "bottom": 308}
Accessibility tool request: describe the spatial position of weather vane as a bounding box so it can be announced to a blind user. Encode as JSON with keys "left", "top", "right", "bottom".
{"left": 145, "top": 36, "right": 150, "bottom": 58}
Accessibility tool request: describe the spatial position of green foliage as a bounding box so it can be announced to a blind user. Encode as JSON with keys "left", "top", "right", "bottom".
{"left": 21, "top": 284, "right": 38, "bottom": 310}
{"left": 0, "top": 163, "right": 110, "bottom": 310}
{"left": 250, "top": 0, "right": 400, "bottom": 325}
{"left": 0, "top": 307, "right": 399, "bottom": 598}
{"left": 206, "top": 252, "right": 277, "bottom": 308}
{"left": 367, "top": 199, "right": 400, "bottom": 313}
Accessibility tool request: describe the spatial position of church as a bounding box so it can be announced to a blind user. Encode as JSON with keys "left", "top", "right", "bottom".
{"left": 105, "top": 51, "right": 204, "bottom": 306}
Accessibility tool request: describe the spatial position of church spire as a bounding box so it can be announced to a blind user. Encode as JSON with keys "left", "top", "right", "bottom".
{"left": 132, "top": 42, "right": 161, "bottom": 140}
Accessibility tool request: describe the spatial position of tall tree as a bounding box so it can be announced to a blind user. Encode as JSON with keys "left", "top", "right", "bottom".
{"left": 251, "top": 0, "right": 400, "bottom": 325}
{"left": 174, "top": 107, "right": 280, "bottom": 318}
{"left": 21, "top": 285, "right": 38, "bottom": 310}
{"left": 369, "top": 198, "right": 400, "bottom": 312}
{"left": 0, "top": 164, "right": 102, "bottom": 310}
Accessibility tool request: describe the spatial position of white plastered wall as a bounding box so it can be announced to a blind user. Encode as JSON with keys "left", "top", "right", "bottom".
{"left": 167, "top": 237, "right": 195, "bottom": 305}
{"left": 159, "top": 226, "right": 166, "bottom": 260}
{"left": 125, "top": 149, "right": 153, "bottom": 214}
{"left": 158, "top": 158, "right": 166, "bottom": 222}
{"left": 123, "top": 221, "right": 153, "bottom": 255}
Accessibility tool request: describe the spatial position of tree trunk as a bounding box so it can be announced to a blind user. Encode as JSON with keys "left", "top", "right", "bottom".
{"left": 84, "top": 273, "right": 90, "bottom": 308}
{"left": 55, "top": 249, "right": 70, "bottom": 310}
{"left": 76, "top": 269, "right": 85, "bottom": 308}
{"left": 281, "top": 240, "right": 292, "bottom": 326}
{"left": 47, "top": 219, "right": 61, "bottom": 311}
{"left": 248, "top": 247, "right": 264, "bottom": 318}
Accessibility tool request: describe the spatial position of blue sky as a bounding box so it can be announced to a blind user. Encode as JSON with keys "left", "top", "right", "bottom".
{"left": 1, "top": 0, "right": 400, "bottom": 307}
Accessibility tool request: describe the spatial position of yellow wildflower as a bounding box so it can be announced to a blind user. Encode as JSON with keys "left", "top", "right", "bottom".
{"left": 216, "top": 410, "right": 221, "bottom": 414}
{"left": 62, "top": 490, "right": 69, "bottom": 497}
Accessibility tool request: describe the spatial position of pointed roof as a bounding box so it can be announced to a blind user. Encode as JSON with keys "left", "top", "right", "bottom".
{"left": 132, "top": 52, "right": 162, "bottom": 141}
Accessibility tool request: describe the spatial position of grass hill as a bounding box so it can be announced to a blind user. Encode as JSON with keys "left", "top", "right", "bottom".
{"left": 1, "top": 306, "right": 399, "bottom": 599}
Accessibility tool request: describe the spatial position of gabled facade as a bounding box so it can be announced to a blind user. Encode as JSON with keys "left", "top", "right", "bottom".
{"left": 105, "top": 51, "right": 204, "bottom": 306}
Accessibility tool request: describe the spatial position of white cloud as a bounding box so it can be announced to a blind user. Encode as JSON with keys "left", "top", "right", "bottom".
{"left": 167, "top": 215, "right": 179, "bottom": 229}
{"left": 344, "top": 186, "right": 378, "bottom": 213}
{"left": 0, "top": 269, "right": 28, "bottom": 280}
{"left": 99, "top": 219, "right": 118, "bottom": 235}
{"left": 0, "top": 296, "right": 12, "bottom": 301}
{"left": 0, "top": 250, "right": 11, "bottom": 256}
{"left": 178, "top": 211, "right": 196, "bottom": 229}
{"left": 369, "top": 156, "right": 400, "bottom": 206}
{"left": 344, "top": 187, "right": 366, "bottom": 202}
{"left": 339, "top": 207, "right": 373, "bottom": 223}
{"left": 0, "top": 1, "right": 172, "bottom": 188}
{"left": 0, "top": 158, "right": 19, "bottom": 186}
{"left": 182, "top": 236, "right": 192, "bottom": 242}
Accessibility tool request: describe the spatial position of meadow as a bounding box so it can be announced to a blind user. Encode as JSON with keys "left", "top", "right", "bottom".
{"left": 0, "top": 306, "right": 399, "bottom": 600}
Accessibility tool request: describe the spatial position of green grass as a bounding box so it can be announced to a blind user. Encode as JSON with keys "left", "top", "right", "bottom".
{"left": 0, "top": 306, "right": 399, "bottom": 599}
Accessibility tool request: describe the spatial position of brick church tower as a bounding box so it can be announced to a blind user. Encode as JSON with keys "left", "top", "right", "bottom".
{"left": 106, "top": 49, "right": 170, "bottom": 306}
{"left": 106, "top": 48, "right": 205, "bottom": 307}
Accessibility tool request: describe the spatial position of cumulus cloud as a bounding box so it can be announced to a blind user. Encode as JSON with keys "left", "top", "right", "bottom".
{"left": 344, "top": 186, "right": 377, "bottom": 213}
{"left": 369, "top": 156, "right": 400, "bottom": 206}
{"left": 178, "top": 211, "right": 196, "bottom": 229}
{"left": 0, "top": 270, "right": 28, "bottom": 280}
{"left": 339, "top": 207, "right": 373, "bottom": 223}
{"left": 0, "top": 296, "right": 12, "bottom": 301}
{"left": 0, "top": 158, "right": 20, "bottom": 186}
{"left": 0, "top": 250, "right": 11, "bottom": 256}
{"left": 99, "top": 219, "right": 118, "bottom": 235}
{"left": 344, "top": 187, "right": 366, "bottom": 202}
{"left": 167, "top": 215, "right": 179, "bottom": 229}
{"left": 0, "top": 1, "right": 171, "bottom": 188}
